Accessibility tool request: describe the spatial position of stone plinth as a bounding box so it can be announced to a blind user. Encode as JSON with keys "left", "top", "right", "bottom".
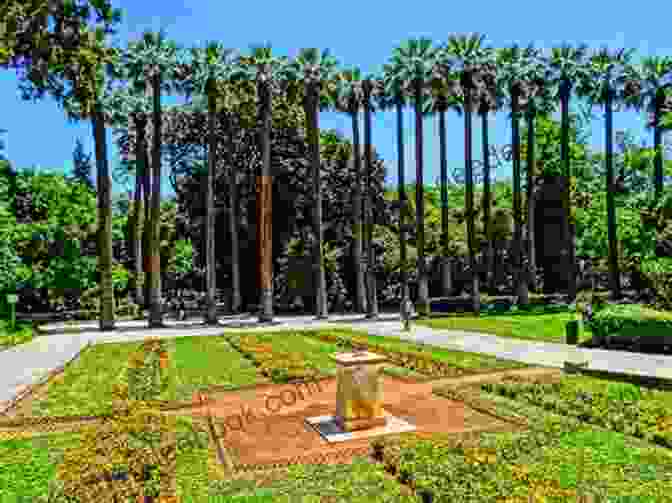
{"left": 330, "top": 351, "right": 387, "bottom": 431}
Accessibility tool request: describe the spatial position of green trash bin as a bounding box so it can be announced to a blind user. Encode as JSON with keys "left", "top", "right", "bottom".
{"left": 566, "top": 320, "right": 582, "bottom": 345}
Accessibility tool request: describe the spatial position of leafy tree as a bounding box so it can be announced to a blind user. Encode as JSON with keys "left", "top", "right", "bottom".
{"left": 70, "top": 137, "right": 95, "bottom": 191}
{"left": 3, "top": 0, "right": 122, "bottom": 329}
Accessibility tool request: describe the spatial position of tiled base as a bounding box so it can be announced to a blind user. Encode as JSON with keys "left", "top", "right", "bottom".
{"left": 305, "top": 410, "right": 416, "bottom": 443}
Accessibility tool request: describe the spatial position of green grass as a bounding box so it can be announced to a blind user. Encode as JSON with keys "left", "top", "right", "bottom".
{"left": 226, "top": 329, "right": 434, "bottom": 381}
{"left": 30, "top": 335, "right": 259, "bottom": 417}
{"left": 417, "top": 309, "right": 593, "bottom": 344}
{"left": 0, "top": 320, "right": 34, "bottom": 351}
{"left": 325, "top": 329, "right": 530, "bottom": 371}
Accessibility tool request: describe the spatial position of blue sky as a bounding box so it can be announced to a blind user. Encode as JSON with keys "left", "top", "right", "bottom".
{"left": 2, "top": 0, "right": 672, "bottom": 197}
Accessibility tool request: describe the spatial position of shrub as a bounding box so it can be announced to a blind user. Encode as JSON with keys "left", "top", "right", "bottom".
{"left": 640, "top": 257, "right": 672, "bottom": 311}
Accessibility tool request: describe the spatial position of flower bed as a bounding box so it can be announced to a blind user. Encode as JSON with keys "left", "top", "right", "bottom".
{"left": 479, "top": 374, "right": 672, "bottom": 449}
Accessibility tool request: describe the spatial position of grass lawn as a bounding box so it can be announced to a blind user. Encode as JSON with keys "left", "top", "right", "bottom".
{"left": 417, "top": 309, "right": 593, "bottom": 344}
{"left": 28, "top": 335, "right": 259, "bottom": 418}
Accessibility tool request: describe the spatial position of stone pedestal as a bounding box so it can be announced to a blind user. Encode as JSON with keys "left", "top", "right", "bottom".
{"left": 330, "top": 351, "right": 387, "bottom": 431}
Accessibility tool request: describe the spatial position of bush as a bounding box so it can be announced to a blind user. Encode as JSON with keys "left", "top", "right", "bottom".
{"left": 640, "top": 257, "right": 672, "bottom": 311}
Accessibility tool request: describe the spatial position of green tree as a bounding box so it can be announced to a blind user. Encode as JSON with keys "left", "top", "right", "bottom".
{"left": 445, "top": 33, "right": 493, "bottom": 315}
{"left": 178, "top": 41, "right": 237, "bottom": 325}
{"left": 334, "top": 68, "right": 367, "bottom": 313}
{"left": 632, "top": 56, "right": 672, "bottom": 199}
{"left": 232, "top": 45, "right": 290, "bottom": 322}
{"left": 548, "top": 43, "right": 591, "bottom": 302}
{"left": 70, "top": 137, "right": 94, "bottom": 191}
{"left": 386, "top": 37, "right": 440, "bottom": 316}
{"left": 123, "top": 29, "right": 182, "bottom": 327}
{"left": 287, "top": 48, "right": 340, "bottom": 319}
{"left": 3, "top": 0, "right": 122, "bottom": 329}
{"left": 576, "top": 47, "right": 639, "bottom": 300}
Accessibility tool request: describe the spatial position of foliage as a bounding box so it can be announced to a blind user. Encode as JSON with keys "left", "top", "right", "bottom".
{"left": 70, "top": 138, "right": 94, "bottom": 192}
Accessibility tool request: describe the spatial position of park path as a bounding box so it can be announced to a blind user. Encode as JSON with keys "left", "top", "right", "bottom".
{"left": 2, "top": 312, "right": 672, "bottom": 414}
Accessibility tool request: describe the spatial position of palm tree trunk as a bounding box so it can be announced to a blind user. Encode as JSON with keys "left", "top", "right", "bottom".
{"left": 481, "top": 109, "right": 494, "bottom": 294}
{"left": 204, "top": 88, "right": 218, "bottom": 325}
{"left": 511, "top": 87, "right": 528, "bottom": 305}
{"left": 396, "top": 98, "right": 410, "bottom": 303}
{"left": 525, "top": 106, "right": 538, "bottom": 292}
{"left": 605, "top": 88, "right": 621, "bottom": 300}
{"left": 654, "top": 91, "right": 664, "bottom": 199}
{"left": 132, "top": 115, "right": 145, "bottom": 306}
{"left": 307, "top": 87, "right": 328, "bottom": 319}
{"left": 225, "top": 120, "right": 242, "bottom": 313}
{"left": 350, "top": 110, "right": 367, "bottom": 313}
{"left": 148, "top": 72, "right": 164, "bottom": 327}
{"left": 257, "top": 80, "right": 274, "bottom": 322}
{"left": 560, "top": 79, "right": 577, "bottom": 302}
{"left": 439, "top": 105, "right": 452, "bottom": 297}
{"left": 464, "top": 82, "right": 480, "bottom": 315}
{"left": 92, "top": 106, "right": 115, "bottom": 331}
{"left": 363, "top": 87, "right": 378, "bottom": 319}
{"left": 414, "top": 79, "right": 429, "bottom": 316}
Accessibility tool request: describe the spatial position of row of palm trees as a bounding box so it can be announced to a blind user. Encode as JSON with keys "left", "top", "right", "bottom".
{"left": 4, "top": 5, "right": 672, "bottom": 329}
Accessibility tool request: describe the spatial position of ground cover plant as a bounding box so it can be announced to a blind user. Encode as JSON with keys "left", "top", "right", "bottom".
{"left": 0, "top": 319, "right": 34, "bottom": 351}
{"left": 475, "top": 373, "right": 672, "bottom": 449}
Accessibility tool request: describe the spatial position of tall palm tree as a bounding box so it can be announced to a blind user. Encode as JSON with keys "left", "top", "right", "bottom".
{"left": 334, "top": 68, "right": 367, "bottom": 313}
{"left": 444, "top": 33, "right": 492, "bottom": 315}
{"left": 124, "top": 29, "right": 182, "bottom": 327}
{"left": 522, "top": 64, "right": 556, "bottom": 294}
{"left": 471, "top": 48, "right": 501, "bottom": 295}
{"left": 635, "top": 56, "right": 672, "bottom": 199}
{"left": 386, "top": 38, "right": 441, "bottom": 317}
{"left": 576, "top": 47, "right": 638, "bottom": 300}
{"left": 232, "top": 45, "right": 289, "bottom": 323}
{"left": 103, "top": 68, "right": 154, "bottom": 310}
{"left": 428, "top": 54, "right": 463, "bottom": 298}
{"left": 287, "top": 48, "right": 340, "bottom": 320}
{"left": 497, "top": 44, "right": 547, "bottom": 306}
{"left": 176, "top": 41, "right": 237, "bottom": 324}
{"left": 548, "top": 43, "right": 590, "bottom": 303}
{"left": 361, "top": 74, "right": 381, "bottom": 319}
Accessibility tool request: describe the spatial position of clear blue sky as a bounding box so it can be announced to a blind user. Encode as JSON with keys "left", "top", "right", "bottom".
{"left": 2, "top": 0, "right": 672, "bottom": 197}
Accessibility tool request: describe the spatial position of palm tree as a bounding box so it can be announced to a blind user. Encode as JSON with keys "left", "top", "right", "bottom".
{"left": 123, "top": 29, "right": 182, "bottom": 328}
{"left": 176, "top": 41, "right": 237, "bottom": 325}
{"left": 287, "top": 48, "right": 340, "bottom": 320}
{"left": 428, "top": 54, "right": 463, "bottom": 298}
{"left": 232, "top": 45, "right": 289, "bottom": 323}
{"left": 522, "top": 64, "right": 556, "bottom": 294}
{"left": 361, "top": 74, "right": 381, "bottom": 319}
{"left": 471, "top": 48, "right": 501, "bottom": 295}
{"left": 576, "top": 47, "right": 638, "bottom": 300}
{"left": 103, "top": 66, "right": 153, "bottom": 310}
{"left": 635, "top": 56, "right": 672, "bottom": 199}
{"left": 548, "top": 43, "right": 590, "bottom": 303}
{"left": 497, "top": 44, "right": 547, "bottom": 306}
{"left": 444, "top": 33, "right": 492, "bottom": 315}
{"left": 334, "top": 68, "right": 368, "bottom": 313}
{"left": 386, "top": 38, "right": 441, "bottom": 317}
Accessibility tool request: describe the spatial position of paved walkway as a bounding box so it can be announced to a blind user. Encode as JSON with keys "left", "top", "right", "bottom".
{"left": 2, "top": 313, "right": 672, "bottom": 413}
